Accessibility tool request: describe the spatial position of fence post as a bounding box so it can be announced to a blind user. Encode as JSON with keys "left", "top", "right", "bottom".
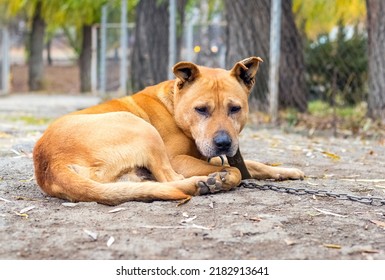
{"left": 99, "top": 5, "right": 108, "bottom": 95}
{"left": 168, "top": 0, "right": 176, "bottom": 80}
{"left": 185, "top": 8, "right": 199, "bottom": 62}
{"left": 268, "top": 0, "right": 282, "bottom": 124}
{"left": 119, "top": 0, "right": 128, "bottom": 95}
{"left": 1, "top": 27, "right": 10, "bottom": 95}
{"left": 91, "top": 25, "right": 98, "bottom": 94}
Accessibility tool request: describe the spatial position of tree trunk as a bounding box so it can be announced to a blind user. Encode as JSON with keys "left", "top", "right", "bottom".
{"left": 28, "top": 1, "right": 46, "bottom": 91}
{"left": 176, "top": 0, "right": 188, "bottom": 62}
{"left": 79, "top": 24, "right": 92, "bottom": 93}
{"left": 131, "top": 0, "right": 169, "bottom": 92}
{"left": 279, "top": 0, "right": 307, "bottom": 112}
{"left": 225, "top": 0, "right": 271, "bottom": 110}
{"left": 366, "top": 0, "right": 385, "bottom": 121}
{"left": 196, "top": 0, "right": 212, "bottom": 66}
{"left": 225, "top": 0, "right": 307, "bottom": 112}
{"left": 46, "top": 39, "right": 52, "bottom": 66}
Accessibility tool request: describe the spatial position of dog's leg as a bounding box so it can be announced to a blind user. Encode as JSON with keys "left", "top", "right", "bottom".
{"left": 245, "top": 160, "right": 304, "bottom": 180}
{"left": 171, "top": 155, "right": 242, "bottom": 194}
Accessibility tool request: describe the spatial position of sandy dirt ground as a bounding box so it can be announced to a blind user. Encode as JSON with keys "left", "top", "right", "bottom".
{"left": 1, "top": 94, "right": 385, "bottom": 260}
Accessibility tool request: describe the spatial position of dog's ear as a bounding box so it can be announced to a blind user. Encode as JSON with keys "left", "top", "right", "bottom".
{"left": 230, "top": 57, "right": 263, "bottom": 90}
{"left": 173, "top": 62, "right": 200, "bottom": 87}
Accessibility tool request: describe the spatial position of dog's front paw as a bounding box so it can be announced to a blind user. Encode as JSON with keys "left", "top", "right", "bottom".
{"left": 197, "top": 172, "right": 226, "bottom": 194}
{"left": 274, "top": 167, "right": 304, "bottom": 180}
{"left": 196, "top": 168, "right": 241, "bottom": 195}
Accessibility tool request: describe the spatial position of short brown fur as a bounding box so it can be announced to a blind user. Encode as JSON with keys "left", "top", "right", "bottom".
{"left": 33, "top": 57, "right": 304, "bottom": 205}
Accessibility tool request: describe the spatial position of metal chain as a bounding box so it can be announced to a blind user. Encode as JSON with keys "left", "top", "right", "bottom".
{"left": 240, "top": 179, "right": 385, "bottom": 207}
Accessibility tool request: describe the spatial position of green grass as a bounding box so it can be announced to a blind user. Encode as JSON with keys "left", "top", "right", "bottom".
{"left": 307, "top": 100, "right": 366, "bottom": 119}
{"left": 10, "top": 115, "right": 52, "bottom": 125}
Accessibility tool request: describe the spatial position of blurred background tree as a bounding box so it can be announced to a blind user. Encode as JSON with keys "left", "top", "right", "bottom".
{"left": 366, "top": 0, "right": 385, "bottom": 121}
{"left": 131, "top": 0, "right": 170, "bottom": 92}
{"left": 225, "top": 0, "right": 308, "bottom": 113}
{"left": 294, "top": 0, "right": 368, "bottom": 108}
{"left": 1, "top": 0, "right": 383, "bottom": 123}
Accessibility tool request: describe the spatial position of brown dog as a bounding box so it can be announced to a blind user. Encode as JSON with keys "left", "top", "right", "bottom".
{"left": 33, "top": 57, "right": 304, "bottom": 205}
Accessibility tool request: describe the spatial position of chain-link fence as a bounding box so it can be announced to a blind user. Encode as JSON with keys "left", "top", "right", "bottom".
{"left": 1, "top": 1, "right": 369, "bottom": 120}
{"left": 93, "top": 23, "right": 135, "bottom": 93}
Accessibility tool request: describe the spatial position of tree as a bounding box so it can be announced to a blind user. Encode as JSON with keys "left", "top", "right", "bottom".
{"left": 225, "top": 0, "right": 270, "bottom": 110}
{"left": 28, "top": 1, "right": 45, "bottom": 91}
{"left": 0, "top": 0, "right": 48, "bottom": 91}
{"left": 225, "top": 0, "right": 307, "bottom": 112}
{"left": 293, "top": 0, "right": 366, "bottom": 40}
{"left": 55, "top": 0, "right": 114, "bottom": 93}
{"left": 0, "top": 0, "right": 126, "bottom": 93}
{"left": 131, "top": 0, "right": 169, "bottom": 92}
{"left": 176, "top": 0, "right": 188, "bottom": 62}
{"left": 279, "top": 0, "right": 307, "bottom": 111}
{"left": 366, "top": 0, "right": 385, "bottom": 121}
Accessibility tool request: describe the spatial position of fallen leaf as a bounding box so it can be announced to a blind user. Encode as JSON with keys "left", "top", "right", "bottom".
{"left": 14, "top": 211, "right": 29, "bottom": 219}
{"left": 62, "top": 202, "right": 78, "bottom": 207}
{"left": 108, "top": 207, "right": 126, "bottom": 213}
{"left": 267, "top": 162, "right": 283, "bottom": 167}
{"left": 323, "top": 244, "right": 341, "bottom": 249}
{"left": 182, "top": 212, "right": 189, "bottom": 218}
{"left": 107, "top": 236, "right": 115, "bottom": 247}
{"left": 284, "top": 239, "right": 297, "bottom": 246}
{"left": 84, "top": 229, "right": 98, "bottom": 240}
{"left": 20, "top": 206, "right": 35, "bottom": 214}
{"left": 370, "top": 220, "right": 385, "bottom": 229}
{"left": 180, "top": 215, "right": 197, "bottom": 224}
{"left": 313, "top": 207, "right": 348, "bottom": 217}
{"left": 0, "top": 196, "right": 12, "bottom": 203}
{"left": 177, "top": 196, "right": 191, "bottom": 206}
{"left": 248, "top": 216, "right": 262, "bottom": 222}
{"left": 363, "top": 249, "right": 380, "bottom": 254}
{"left": 322, "top": 151, "right": 341, "bottom": 161}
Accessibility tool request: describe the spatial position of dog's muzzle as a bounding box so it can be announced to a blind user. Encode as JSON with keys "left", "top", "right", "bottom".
{"left": 213, "top": 130, "right": 232, "bottom": 155}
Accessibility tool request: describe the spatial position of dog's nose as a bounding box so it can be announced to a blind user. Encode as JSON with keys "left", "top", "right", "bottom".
{"left": 213, "top": 131, "right": 232, "bottom": 152}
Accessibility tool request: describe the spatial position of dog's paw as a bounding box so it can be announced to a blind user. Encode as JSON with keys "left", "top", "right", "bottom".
{"left": 274, "top": 167, "right": 304, "bottom": 180}
{"left": 197, "top": 172, "right": 227, "bottom": 195}
{"left": 196, "top": 168, "right": 241, "bottom": 195}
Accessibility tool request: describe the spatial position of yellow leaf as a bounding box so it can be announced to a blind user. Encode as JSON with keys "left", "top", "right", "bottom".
{"left": 322, "top": 151, "right": 341, "bottom": 161}
{"left": 267, "top": 162, "right": 283, "bottom": 167}
{"left": 14, "top": 211, "right": 28, "bottom": 219}
{"left": 323, "top": 244, "right": 341, "bottom": 249}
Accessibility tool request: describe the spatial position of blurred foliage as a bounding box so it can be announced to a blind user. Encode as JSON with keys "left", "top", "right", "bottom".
{"left": 305, "top": 23, "right": 368, "bottom": 106}
{"left": 0, "top": 0, "right": 138, "bottom": 54}
{"left": 280, "top": 100, "right": 385, "bottom": 139}
{"left": 293, "top": 0, "right": 366, "bottom": 39}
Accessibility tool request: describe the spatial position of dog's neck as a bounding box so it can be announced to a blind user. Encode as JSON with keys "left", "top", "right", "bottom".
{"left": 157, "top": 80, "right": 176, "bottom": 115}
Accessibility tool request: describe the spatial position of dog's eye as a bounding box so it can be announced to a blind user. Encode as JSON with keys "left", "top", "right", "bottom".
{"left": 195, "top": 106, "right": 209, "bottom": 116}
{"left": 229, "top": 106, "right": 241, "bottom": 114}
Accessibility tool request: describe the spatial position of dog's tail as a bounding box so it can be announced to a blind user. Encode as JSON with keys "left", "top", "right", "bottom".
{"left": 35, "top": 164, "right": 198, "bottom": 206}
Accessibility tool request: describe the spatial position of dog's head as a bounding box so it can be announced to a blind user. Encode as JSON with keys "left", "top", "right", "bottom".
{"left": 172, "top": 57, "right": 263, "bottom": 158}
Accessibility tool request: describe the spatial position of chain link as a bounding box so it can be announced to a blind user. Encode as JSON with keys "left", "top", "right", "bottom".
{"left": 240, "top": 180, "right": 385, "bottom": 207}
